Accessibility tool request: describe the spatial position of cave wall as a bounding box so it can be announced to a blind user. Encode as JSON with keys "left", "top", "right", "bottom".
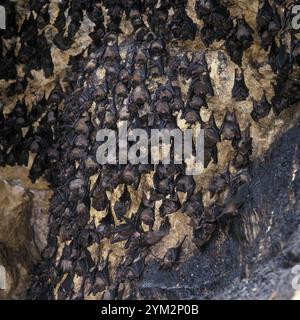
{"left": 0, "top": 0, "right": 299, "bottom": 300}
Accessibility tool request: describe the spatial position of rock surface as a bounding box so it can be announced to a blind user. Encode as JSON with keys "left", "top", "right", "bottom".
{"left": 0, "top": 0, "right": 299, "bottom": 300}
{"left": 0, "top": 174, "right": 51, "bottom": 299}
